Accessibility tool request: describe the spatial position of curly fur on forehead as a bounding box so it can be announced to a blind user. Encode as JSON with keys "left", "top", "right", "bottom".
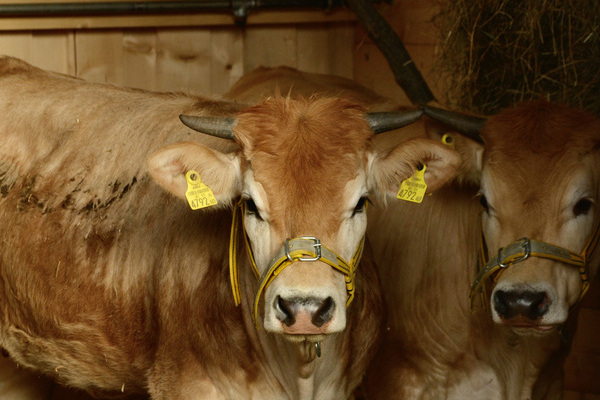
{"left": 234, "top": 95, "right": 372, "bottom": 155}
{"left": 233, "top": 95, "right": 373, "bottom": 234}
{"left": 482, "top": 99, "right": 600, "bottom": 159}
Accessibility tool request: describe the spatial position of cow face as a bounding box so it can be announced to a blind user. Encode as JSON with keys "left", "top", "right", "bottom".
{"left": 457, "top": 101, "right": 600, "bottom": 332}
{"left": 148, "top": 96, "right": 460, "bottom": 339}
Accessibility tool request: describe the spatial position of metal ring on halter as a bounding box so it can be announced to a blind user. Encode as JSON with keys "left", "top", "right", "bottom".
{"left": 498, "top": 237, "right": 531, "bottom": 268}
{"left": 285, "top": 236, "right": 322, "bottom": 262}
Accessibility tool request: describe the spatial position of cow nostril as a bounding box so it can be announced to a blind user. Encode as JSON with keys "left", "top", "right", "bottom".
{"left": 526, "top": 291, "right": 550, "bottom": 320}
{"left": 493, "top": 290, "right": 510, "bottom": 318}
{"left": 275, "top": 296, "right": 296, "bottom": 327}
{"left": 312, "top": 297, "right": 335, "bottom": 327}
{"left": 493, "top": 290, "right": 550, "bottom": 321}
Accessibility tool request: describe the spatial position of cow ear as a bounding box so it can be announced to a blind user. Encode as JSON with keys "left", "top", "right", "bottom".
{"left": 423, "top": 120, "right": 484, "bottom": 185}
{"left": 147, "top": 141, "right": 242, "bottom": 205}
{"left": 445, "top": 133, "right": 484, "bottom": 185}
{"left": 369, "top": 138, "right": 462, "bottom": 199}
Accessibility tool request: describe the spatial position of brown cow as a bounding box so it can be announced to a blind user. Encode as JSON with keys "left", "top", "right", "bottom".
{"left": 364, "top": 100, "right": 600, "bottom": 399}
{"left": 233, "top": 67, "right": 600, "bottom": 399}
{"left": 0, "top": 57, "right": 460, "bottom": 399}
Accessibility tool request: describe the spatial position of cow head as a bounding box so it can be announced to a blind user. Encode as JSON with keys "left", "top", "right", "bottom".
{"left": 424, "top": 100, "right": 600, "bottom": 333}
{"left": 148, "top": 96, "right": 460, "bottom": 340}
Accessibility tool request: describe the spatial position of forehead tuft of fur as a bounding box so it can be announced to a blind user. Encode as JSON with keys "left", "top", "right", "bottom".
{"left": 482, "top": 99, "right": 600, "bottom": 159}
{"left": 233, "top": 95, "right": 372, "bottom": 155}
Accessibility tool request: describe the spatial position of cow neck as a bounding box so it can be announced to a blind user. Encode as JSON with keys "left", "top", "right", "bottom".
{"left": 470, "top": 217, "right": 600, "bottom": 311}
{"left": 228, "top": 199, "right": 365, "bottom": 328}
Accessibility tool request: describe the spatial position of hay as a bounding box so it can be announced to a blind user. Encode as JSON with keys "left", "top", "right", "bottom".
{"left": 434, "top": 0, "right": 600, "bottom": 115}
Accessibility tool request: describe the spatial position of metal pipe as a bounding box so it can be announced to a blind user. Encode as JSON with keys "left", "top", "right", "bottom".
{"left": 345, "top": 0, "right": 435, "bottom": 105}
{"left": 0, "top": 0, "right": 351, "bottom": 17}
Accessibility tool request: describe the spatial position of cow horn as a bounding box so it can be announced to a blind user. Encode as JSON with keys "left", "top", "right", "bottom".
{"left": 366, "top": 108, "right": 424, "bottom": 134}
{"left": 179, "top": 115, "right": 237, "bottom": 141}
{"left": 421, "top": 105, "right": 486, "bottom": 144}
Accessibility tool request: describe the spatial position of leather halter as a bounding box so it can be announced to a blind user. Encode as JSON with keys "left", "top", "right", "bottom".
{"left": 470, "top": 219, "right": 600, "bottom": 311}
{"left": 229, "top": 199, "right": 365, "bottom": 327}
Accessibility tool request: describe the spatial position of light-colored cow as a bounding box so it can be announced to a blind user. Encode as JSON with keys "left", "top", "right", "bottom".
{"left": 364, "top": 101, "right": 600, "bottom": 399}
{"left": 234, "top": 66, "right": 600, "bottom": 399}
{"left": 0, "top": 57, "right": 459, "bottom": 399}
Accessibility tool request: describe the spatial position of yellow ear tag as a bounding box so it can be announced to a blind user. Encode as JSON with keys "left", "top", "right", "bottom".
{"left": 185, "top": 170, "right": 218, "bottom": 210}
{"left": 442, "top": 133, "right": 455, "bottom": 148}
{"left": 397, "top": 164, "right": 427, "bottom": 203}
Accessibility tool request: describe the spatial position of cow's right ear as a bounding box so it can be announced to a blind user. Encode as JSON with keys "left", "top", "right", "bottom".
{"left": 442, "top": 132, "right": 484, "bottom": 185}
{"left": 147, "top": 142, "right": 242, "bottom": 204}
{"left": 369, "top": 138, "right": 462, "bottom": 200}
{"left": 423, "top": 119, "right": 484, "bottom": 185}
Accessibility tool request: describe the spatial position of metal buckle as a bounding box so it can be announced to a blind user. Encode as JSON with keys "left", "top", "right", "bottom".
{"left": 285, "top": 236, "right": 322, "bottom": 262}
{"left": 498, "top": 237, "right": 531, "bottom": 268}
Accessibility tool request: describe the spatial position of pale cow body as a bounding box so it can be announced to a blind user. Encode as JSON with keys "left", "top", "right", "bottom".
{"left": 0, "top": 57, "right": 460, "bottom": 399}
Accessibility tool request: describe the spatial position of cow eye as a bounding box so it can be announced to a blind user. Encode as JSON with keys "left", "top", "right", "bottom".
{"left": 245, "top": 198, "right": 263, "bottom": 220}
{"left": 352, "top": 196, "right": 369, "bottom": 217}
{"left": 479, "top": 194, "right": 489, "bottom": 213}
{"left": 573, "top": 198, "right": 593, "bottom": 217}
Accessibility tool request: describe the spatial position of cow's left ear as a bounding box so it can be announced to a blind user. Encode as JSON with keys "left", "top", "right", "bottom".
{"left": 368, "top": 138, "right": 461, "bottom": 199}
{"left": 147, "top": 141, "right": 242, "bottom": 205}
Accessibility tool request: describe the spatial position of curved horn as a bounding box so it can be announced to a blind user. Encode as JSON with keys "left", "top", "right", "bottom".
{"left": 366, "top": 108, "right": 424, "bottom": 134}
{"left": 421, "top": 105, "right": 486, "bottom": 144}
{"left": 179, "top": 115, "right": 236, "bottom": 141}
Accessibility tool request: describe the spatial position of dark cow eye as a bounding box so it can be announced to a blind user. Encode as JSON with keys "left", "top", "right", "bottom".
{"left": 245, "top": 198, "right": 263, "bottom": 220}
{"left": 352, "top": 197, "right": 369, "bottom": 217}
{"left": 479, "top": 194, "right": 489, "bottom": 213}
{"left": 573, "top": 198, "right": 593, "bottom": 217}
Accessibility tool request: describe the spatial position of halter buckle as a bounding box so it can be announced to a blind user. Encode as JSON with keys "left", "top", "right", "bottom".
{"left": 498, "top": 237, "right": 531, "bottom": 268}
{"left": 286, "top": 237, "right": 322, "bottom": 262}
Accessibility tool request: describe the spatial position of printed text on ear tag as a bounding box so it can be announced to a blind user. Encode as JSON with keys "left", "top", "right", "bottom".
{"left": 185, "top": 170, "right": 218, "bottom": 210}
{"left": 397, "top": 164, "right": 427, "bottom": 203}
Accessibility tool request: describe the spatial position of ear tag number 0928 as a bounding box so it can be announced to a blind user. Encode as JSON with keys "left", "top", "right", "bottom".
{"left": 185, "top": 170, "right": 218, "bottom": 210}
{"left": 397, "top": 164, "right": 427, "bottom": 204}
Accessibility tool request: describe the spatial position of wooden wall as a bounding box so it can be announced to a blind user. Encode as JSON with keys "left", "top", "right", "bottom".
{"left": 0, "top": 10, "right": 355, "bottom": 96}
{"left": 353, "top": 0, "right": 443, "bottom": 106}
{"left": 0, "top": 0, "right": 597, "bottom": 398}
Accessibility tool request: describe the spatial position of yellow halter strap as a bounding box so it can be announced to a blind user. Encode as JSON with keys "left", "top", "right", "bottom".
{"left": 470, "top": 218, "right": 600, "bottom": 311}
{"left": 228, "top": 200, "right": 364, "bottom": 328}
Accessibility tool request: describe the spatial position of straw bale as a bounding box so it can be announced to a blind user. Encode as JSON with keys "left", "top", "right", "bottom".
{"left": 435, "top": 0, "right": 600, "bottom": 115}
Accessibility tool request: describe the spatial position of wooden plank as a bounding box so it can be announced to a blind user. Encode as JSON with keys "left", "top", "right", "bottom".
{"left": 297, "top": 25, "right": 333, "bottom": 74}
{"left": 296, "top": 23, "right": 354, "bottom": 78}
{"left": 155, "top": 28, "right": 211, "bottom": 93}
{"left": 75, "top": 28, "right": 226, "bottom": 94}
{"left": 210, "top": 28, "right": 243, "bottom": 95}
{"left": 75, "top": 30, "right": 125, "bottom": 84}
{"left": 243, "top": 25, "right": 298, "bottom": 73}
{"left": 30, "top": 31, "right": 76, "bottom": 75}
{"left": 353, "top": 40, "right": 411, "bottom": 105}
{"left": 121, "top": 29, "right": 158, "bottom": 91}
{"left": 70, "top": 23, "right": 354, "bottom": 95}
{"left": 0, "top": 31, "right": 75, "bottom": 74}
{"left": 0, "top": 9, "right": 355, "bottom": 30}
{"left": 326, "top": 23, "right": 354, "bottom": 79}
